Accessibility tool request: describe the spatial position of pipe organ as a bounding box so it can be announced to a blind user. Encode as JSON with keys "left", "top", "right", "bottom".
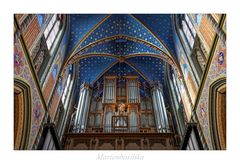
{"left": 70, "top": 76, "right": 172, "bottom": 134}
{"left": 67, "top": 76, "right": 176, "bottom": 150}
{"left": 73, "top": 83, "right": 91, "bottom": 133}
{"left": 152, "top": 85, "right": 170, "bottom": 133}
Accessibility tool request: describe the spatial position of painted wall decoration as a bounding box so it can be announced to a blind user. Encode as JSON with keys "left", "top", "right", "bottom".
{"left": 80, "top": 39, "right": 160, "bottom": 56}
{"left": 78, "top": 15, "right": 168, "bottom": 55}
{"left": 57, "top": 78, "right": 63, "bottom": 96}
{"left": 66, "top": 14, "right": 106, "bottom": 56}
{"left": 126, "top": 56, "right": 166, "bottom": 84}
{"left": 52, "top": 64, "right": 59, "bottom": 80}
{"left": 133, "top": 14, "right": 176, "bottom": 57}
{"left": 78, "top": 56, "right": 116, "bottom": 84}
{"left": 14, "top": 38, "right": 45, "bottom": 149}
{"left": 37, "top": 14, "right": 45, "bottom": 29}
{"left": 196, "top": 38, "right": 226, "bottom": 149}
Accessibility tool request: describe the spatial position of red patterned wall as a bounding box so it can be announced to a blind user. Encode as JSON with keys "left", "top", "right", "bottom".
{"left": 22, "top": 16, "right": 40, "bottom": 50}
{"left": 199, "top": 15, "right": 216, "bottom": 49}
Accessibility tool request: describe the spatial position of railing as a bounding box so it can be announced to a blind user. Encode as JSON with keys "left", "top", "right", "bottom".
{"left": 68, "top": 125, "right": 173, "bottom": 134}
{"left": 69, "top": 126, "right": 160, "bottom": 133}
{"left": 103, "top": 126, "right": 139, "bottom": 133}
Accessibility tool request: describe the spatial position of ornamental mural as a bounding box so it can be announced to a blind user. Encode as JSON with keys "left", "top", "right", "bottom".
{"left": 14, "top": 38, "right": 45, "bottom": 149}
{"left": 196, "top": 38, "right": 226, "bottom": 149}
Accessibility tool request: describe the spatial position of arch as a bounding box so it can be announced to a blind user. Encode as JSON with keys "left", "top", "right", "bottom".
{"left": 61, "top": 35, "right": 183, "bottom": 79}
{"left": 74, "top": 35, "right": 178, "bottom": 67}
{"left": 209, "top": 78, "right": 226, "bottom": 150}
{"left": 130, "top": 14, "right": 176, "bottom": 57}
{"left": 70, "top": 53, "right": 173, "bottom": 85}
{"left": 76, "top": 35, "right": 166, "bottom": 56}
{"left": 14, "top": 78, "right": 32, "bottom": 150}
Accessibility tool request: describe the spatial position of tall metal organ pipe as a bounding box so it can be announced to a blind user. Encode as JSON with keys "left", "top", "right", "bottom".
{"left": 104, "top": 79, "right": 115, "bottom": 103}
{"left": 127, "top": 79, "right": 139, "bottom": 103}
{"left": 160, "top": 91, "right": 170, "bottom": 132}
{"left": 152, "top": 89, "right": 162, "bottom": 132}
{"left": 152, "top": 85, "right": 170, "bottom": 133}
{"left": 73, "top": 83, "right": 91, "bottom": 133}
{"left": 156, "top": 88, "right": 166, "bottom": 132}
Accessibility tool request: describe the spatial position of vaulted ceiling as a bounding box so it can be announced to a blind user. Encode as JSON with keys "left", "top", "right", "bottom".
{"left": 64, "top": 14, "right": 178, "bottom": 93}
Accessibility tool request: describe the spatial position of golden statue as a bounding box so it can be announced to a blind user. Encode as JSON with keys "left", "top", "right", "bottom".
{"left": 118, "top": 102, "right": 126, "bottom": 115}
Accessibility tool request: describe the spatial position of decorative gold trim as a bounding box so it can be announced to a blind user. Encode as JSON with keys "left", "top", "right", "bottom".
{"left": 125, "top": 53, "right": 175, "bottom": 66}
{"left": 69, "top": 34, "right": 178, "bottom": 67}
{"left": 67, "top": 15, "right": 112, "bottom": 61}
{"left": 130, "top": 15, "right": 173, "bottom": 55}
{"left": 68, "top": 53, "right": 117, "bottom": 65}
{"left": 130, "top": 15, "right": 182, "bottom": 72}
{"left": 68, "top": 52, "right": 174, "bottom": 85}
{"left": 76, "top": 34, "right": 166, "bottom": 55}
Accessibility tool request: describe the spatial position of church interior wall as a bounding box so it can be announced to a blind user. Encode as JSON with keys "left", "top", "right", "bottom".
{"left": 13, "top": 14, "right": 226, "bottom": 150}
{"left": 195, "top": 37, "right": 226, "bottom": 149}
{"left": 14, "top": 37, "right": 47, "bottom": 149}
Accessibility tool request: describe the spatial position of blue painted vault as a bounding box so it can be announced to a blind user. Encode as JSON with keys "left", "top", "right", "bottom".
{"left": 65, "top": 14, "right": 177, "bottom": 96}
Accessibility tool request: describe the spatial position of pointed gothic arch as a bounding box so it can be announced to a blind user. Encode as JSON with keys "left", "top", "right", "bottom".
{"left": 14, "top": 79, "right": 32, "bottom": 150}
{"left": 209, "top": 78, "right": 226, "bottom": 150}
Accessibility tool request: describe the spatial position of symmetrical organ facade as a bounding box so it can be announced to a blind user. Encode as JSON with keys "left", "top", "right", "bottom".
{"left": 65, "top": 76, "right": 177, "bottom": 150}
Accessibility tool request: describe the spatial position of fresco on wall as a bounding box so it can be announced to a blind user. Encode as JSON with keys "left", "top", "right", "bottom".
{"left": 37, "top": 14, "right": 46, "bottom": 29}
{"left": 196, "top": 38, "right": 226, "bottom": 149}
{"left": 14, "top": 38, "right": 46, "bottom": 149}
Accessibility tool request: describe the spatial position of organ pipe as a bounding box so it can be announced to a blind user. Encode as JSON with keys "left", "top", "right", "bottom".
{"left": 103, "top": 78, "right": 116, "bottom": 103}
{"left": 152, "top": 85, "right": 170, "bottom": 133}
{"left": 157, "top": 89, "right": 165, "bottom": 132}
{"left": 77, "top": 89, "right": 86, "bottom": 132}
{"left": 127, "top": 78, "right": 139, "bottom": 103}
{"left": 152, "top": 91, "right": 161, "bottom": 132}
{"left": 73, "top": 89, "right": 83, "bottom": 132}
{"left": 81, "top": 89, "right": 91, "bottom": 132}
{"left": 160, "top": 91, "right": 170, "bottom": 132}
{"left": 105, "top": 110, "right": 113, "bottom": 132}
{"left": 73, "top": 83, "right": 91, "bottom": 133}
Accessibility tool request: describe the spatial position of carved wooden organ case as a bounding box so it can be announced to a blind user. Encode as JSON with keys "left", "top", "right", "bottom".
{"left": 86, "top": 76, "right": 156, "bottom": 133}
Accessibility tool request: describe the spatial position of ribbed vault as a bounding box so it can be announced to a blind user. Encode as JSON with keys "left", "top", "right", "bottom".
{"left": 59, "top": 14, "right": 183, "bottom": 98}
